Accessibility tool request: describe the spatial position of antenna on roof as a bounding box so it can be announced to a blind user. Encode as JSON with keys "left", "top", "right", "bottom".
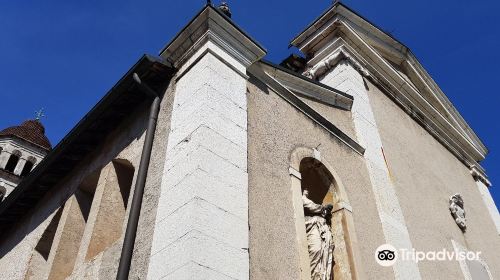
{"left": 207, "top": 0, "right": 212, "bottom": 5}
{"left": 35, "top": 108, "right": 46, "bottom": 121}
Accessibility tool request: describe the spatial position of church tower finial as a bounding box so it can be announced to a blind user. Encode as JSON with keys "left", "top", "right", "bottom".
{"left": 35, "top": 108, "right": 46, "bottom": 121}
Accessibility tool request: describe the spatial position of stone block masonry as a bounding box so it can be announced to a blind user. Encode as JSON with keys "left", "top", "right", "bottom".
{"left": 148, "top": 51, "right": 249, "bottom": 280}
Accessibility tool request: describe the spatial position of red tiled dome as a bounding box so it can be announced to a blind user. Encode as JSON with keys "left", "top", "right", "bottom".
{"left": 0, "top": 120, "right": 52, "bottom": 150}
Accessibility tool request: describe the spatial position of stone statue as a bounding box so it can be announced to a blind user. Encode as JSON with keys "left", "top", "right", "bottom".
{"left": 449, "top": 193, "right": 466, "bottom": 231}
{"left": 218, "top": 2, "right": 232, "bottom": 18}
{"left": 302, "top": 188, "right": 335, "bottom": 280}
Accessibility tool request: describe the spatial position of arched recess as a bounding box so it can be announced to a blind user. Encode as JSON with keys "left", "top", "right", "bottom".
{"left": 84, "top": 158, "right": 134, "bottom": 261}
{"left": 289, "top": 147, "right": 365, "bottom": 280}
{"left": 47, "top": 170, "right": 99, "bottom": 280}
{"left": 5, "top": 150, "right": 21, "bottom": 173}
{"left": 24, "top": 207, "right": 64, "bottom": 280}
{"left": 21, "top": 156, "right": 37, "bottom": 177}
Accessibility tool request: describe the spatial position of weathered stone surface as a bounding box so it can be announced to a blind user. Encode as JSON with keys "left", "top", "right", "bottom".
{"left": 148, "top": 49, "right": 250, "bottom": 280}
{"left": 0, "top": 103, "right": 151, "bottom": 280}
{"left": 367, "top": 76, "right": 500, "bottom": 279}
{"left": 246, "top": 76, "right": 390, "bottom": 280}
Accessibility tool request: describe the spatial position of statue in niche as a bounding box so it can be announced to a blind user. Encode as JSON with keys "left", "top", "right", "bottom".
{"left": 302, "top": 188, "right": 335, "bottom": 280}
{"left": 449, "top": 193, "right": 466, "bottom": 231}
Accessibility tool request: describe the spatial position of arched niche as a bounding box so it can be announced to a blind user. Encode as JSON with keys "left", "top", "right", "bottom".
{"left": 25, "top": 207, "right": 64, "bottom": 280}
{"left": 84, "top": 158, "right": 134, "bottom": 261}
{"left": 47, "top": 169, "right": 100, "bottom": 280}
{"left": 289, "top": 147, "right": 365, "bottom": 280}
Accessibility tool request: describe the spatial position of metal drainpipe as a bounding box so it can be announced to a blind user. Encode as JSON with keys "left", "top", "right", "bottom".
{"left": 117, "top": 73, "right": 162, "bottom": 280}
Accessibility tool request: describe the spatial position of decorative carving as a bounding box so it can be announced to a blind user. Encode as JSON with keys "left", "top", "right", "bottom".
{"left": 302, "top": 189, "right": 335, "bottom": 280}
{"left": 449, "top": 193, "right": 466, "bottom": 231}
{"left": 304, "top": 47, "right": 370, "bottom": 80}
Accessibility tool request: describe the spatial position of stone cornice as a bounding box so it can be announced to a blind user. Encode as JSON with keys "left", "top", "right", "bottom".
{"left": 339, "top": 22, "right": 486, "bottom": 164}
{"left": 248, "top": 62, "right": 365, "bottom": 155}
{"left": 304, "top": 46, "right": 370, "bottom": 80}
{"left": 470, "top": 165, "right": 492, "bottom": 187}
{"left": 160, "top": 5, "right": 266, "bottom": 70}
{"left": 290, "top": 2, "right": 489, "bottom": 173}
{"left": 260, "top": 60, "right": 353, "bottom": 110}
{"left": 0, "top": 138, "right": 48, "bottom": 159}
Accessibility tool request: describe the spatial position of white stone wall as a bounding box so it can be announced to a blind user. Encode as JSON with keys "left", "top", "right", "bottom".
{"left": 0, "top": 207, "right": 60, "bottom": 280}
{"left": 451, "top": 239, "right": 494, "bottom": 280}
{"left": 476, "top": 180, "right": 500, "bottom": 235}
{"left": 320, "top": 60, "right": 422, "bottom": 279}
{"left": 148, "top": 50, "right": 249, "bottom": 280}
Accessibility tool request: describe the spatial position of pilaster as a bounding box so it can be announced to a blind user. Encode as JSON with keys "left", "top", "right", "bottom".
{"left": 147, "top": 6, "right": 265, "bottom": 280}
{"left": 0, "top": 147, "right": 12, "bottom": 170}
{"left": 320, "top": 58, "right": 422, "bottom": 279}
{"left": 471, "top": 167, "right": 500, "bottom": 235}
{"left": 13, "top": 158, "right": 27, "bottom": 176}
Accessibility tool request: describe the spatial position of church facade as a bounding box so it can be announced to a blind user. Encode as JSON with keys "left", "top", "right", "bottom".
{"left": 0, "top": 2, "right": 499, "bottom": 280}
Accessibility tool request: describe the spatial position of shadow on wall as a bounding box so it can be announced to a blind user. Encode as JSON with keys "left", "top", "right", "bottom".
{"left": 0, "top": 108, "right": 148, "bottom": 262}
{"left": 0, "top": 158, "right": 135, "bottom": 280}
{"left": 45, "top": 160, "right": 134, "bottom": 280}
{"left": 24, "top": 207, "right": 64, "bottom": 280}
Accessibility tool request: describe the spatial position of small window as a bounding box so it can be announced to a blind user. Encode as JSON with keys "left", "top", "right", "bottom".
{"left": 4, "top": 151, "right": 21, "bottom": 173}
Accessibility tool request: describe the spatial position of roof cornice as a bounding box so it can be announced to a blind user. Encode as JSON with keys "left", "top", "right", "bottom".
{"left": 0, "top": 136, "right": 50, "bottom": 156}
{"left": 291, "top": 2, "right": 408, "bottom": 55}
{"left": 248, "top": 61, "right": 364, "bottom": 155}
{"left": 260, "top": 60, "right": 353, "bottom": 110}
{"left": 291, "top": 2, "right": 488, "bottom": 169}
{"left": 0, "top": 55, "right": 175, "bottom": 234}
{"left": 159, "top": 5, "right": 266, "bottom": 70}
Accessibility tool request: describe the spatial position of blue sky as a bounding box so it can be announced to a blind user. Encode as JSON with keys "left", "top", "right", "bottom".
{"left": 1, "top": 0, "right": 499, "bottom": 205}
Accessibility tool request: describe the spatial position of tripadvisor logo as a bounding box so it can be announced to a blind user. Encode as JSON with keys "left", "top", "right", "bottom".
{"left": 375, "top": 244, "right": 398, "bottom": 267}
{"left": 375, "top": 244, "right": 482, "bottom": 266}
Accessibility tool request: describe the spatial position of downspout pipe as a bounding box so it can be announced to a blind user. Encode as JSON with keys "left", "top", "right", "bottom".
{"left": 117, "top": 73, "right": 163, "bottom": 280}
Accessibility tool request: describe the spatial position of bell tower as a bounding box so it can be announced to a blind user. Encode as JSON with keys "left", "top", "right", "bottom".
{"left": 0, "top": 119, "right": 51, "bottom": 200}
